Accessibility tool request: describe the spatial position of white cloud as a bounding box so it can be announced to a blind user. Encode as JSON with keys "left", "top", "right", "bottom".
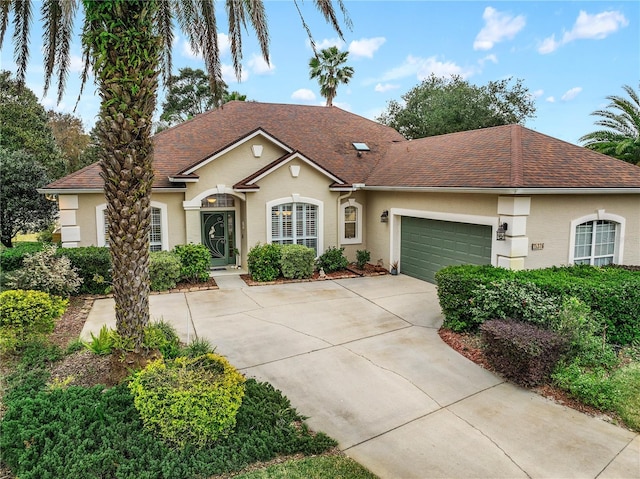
{"left": 181, "top": 40, "right": 201, "bottom": 60}
{"left": 248, "top": 53, "right": 274, "bottom": 75}
{"left": 291, "top": 88, "right": 316, "bottom": 101}
{"left": 348, "top": 37, "right": 386, "bottom": 59}
{"left": 69, "top": 54, "right": 85, "bottom": 73}
{"left": 533, "top": 89, "right": 544, "bottom": 98}
{"left": 332, "top": 101, "right": 351, "bottom": 111}
{"left": 478, "top": 54, "right": 498, "bottom": 66}
{"left": 180, "top": 33, "right": 231, "bottom": 60}
{"left": 561, "top": 87, "right": 582, "bottom": 101}
{"left": 379, "top": 55, "right": 471, "bottom": 83}
{"left": 546, "top": 96, "right": 556, "bottom": 103}
{"left": 539, "top": 10, "right": 628, "bottom": 54}
{"left": 474, "top": 7, "right": 526, "bottom": 51}
{"left": 307, "top": 37, "right": 345, "bottom": 51}
{"left": 222, "top": 64, "right": 248, "bottom": 84}
{"left": 374, "top": 83, "right": 399, "bottom": 93}
{"left": 217, "top": 33, "right": 230, "bottom": 57}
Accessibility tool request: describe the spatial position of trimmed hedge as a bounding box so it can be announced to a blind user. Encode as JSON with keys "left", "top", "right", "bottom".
{"left": 0, "top": 242, "right": 44, "bottom": 272}
{"left": 149, "top": 251, "right": 182, "bottom": 291}
{"left": 481, "top": 319, "right": 567, "bottom": 387}
{"left": 280, "top": 244, "right": 315, "bottom": 279}
{"left": 248, "top": 243, "right": 282, "bottom": 282}
{"left": 436, "top": 265, "right": 640, "bottom": 345}
{"left": 57, "top": 246, "right": 112, "bottom": 294}
{"left": 173, "top": 244, "right": 211, "bottom": 283}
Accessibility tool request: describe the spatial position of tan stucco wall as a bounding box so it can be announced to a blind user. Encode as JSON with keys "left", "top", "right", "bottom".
{"left": 185, "top": 140, "right": 288, "bottom": 201}
{"left": 244, "top": 160, "right": 341, "bottom": 256}
{"left": 526, "top": 195, "right": 640, "bottom": 268}
{"left": 64, "top": 192, "right": 185, "bottom": 249}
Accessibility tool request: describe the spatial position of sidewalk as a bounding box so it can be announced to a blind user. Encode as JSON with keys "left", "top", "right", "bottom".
{"left": 82, "top": 274, "right": 640, "bottom": 479}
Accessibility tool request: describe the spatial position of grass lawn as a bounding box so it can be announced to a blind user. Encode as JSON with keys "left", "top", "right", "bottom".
{"left": 235, "top": 454, "right": 377, "bottom": 479}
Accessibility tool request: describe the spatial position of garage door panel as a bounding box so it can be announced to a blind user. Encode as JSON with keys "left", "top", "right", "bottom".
{"left": 401, "top": 217, "right": 491, "bottom": 283}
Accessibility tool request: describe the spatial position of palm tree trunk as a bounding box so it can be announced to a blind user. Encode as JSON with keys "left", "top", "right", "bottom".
{"left": 83, "top": 0, "right": 161, "bottom": 351}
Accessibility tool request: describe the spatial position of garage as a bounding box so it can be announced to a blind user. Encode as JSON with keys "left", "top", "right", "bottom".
{"left": 400, "top": 217, "right": 492, "bottom": 283}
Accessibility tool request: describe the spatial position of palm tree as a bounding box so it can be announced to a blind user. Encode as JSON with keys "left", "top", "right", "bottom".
{"left": 579, "top": 84, "right": 640, "bottom": 166}
{"left": 309, "top": 46, "right": 354, "bottom": 106}
{"left": 1, "top": 0, "right": 349, "bottom": 354}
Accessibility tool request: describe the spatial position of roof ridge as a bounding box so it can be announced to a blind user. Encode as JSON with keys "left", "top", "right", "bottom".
{"left": 510, "top": 124, "right": 524, "bottom": 187}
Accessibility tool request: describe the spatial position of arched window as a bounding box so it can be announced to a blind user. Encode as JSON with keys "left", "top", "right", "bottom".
{"left": 573, "top": 220, "right": 618, "bottom": 266}
{"left": 340, "top": 200, "right": 362, "bottom": 244}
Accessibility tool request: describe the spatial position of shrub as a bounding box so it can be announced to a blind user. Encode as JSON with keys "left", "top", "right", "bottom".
{"left": 149, "top": 251, "right": 182, "bottom": 291}
{"left": 128, "top": 353, "right": 246, "bottom": 447}
{"left": 552, "top": 362, "right": 620, "bottom": 410}
{"left": 435, "top": 265, "right": 513, "bottom": 331}
{"left": 0, "top": 242, "right": 43, "bottom": 272}
{"left": 248, "top": 243, "right": 282, "bottom": 282}
{"left": 6, "top": 244, "right": 82, "bottom": 296}
{"left": 173, "top": 243, "right": 211, "bottom": 283}
{"left": 183, "top": 337, "right": 215, "bottom": 358}
{"left": 143, "top": 319, "right": 182, "bottom": 359}
{"left": 280, "top": 244, "right": 315, "bottom": 279}
{"left": 481, "top": 319, "right": 567, "bottom": 387}
{"left": 470, "top": 280, "right": 562, "bottom": 328}
{"left": 0, "top": 290, "right": 67, "bottom": 353}
{"left": 85, "top": 325, "right": 114, "bottom": 355}
{"left": 57, "top": 246, "right": 112, "bottom": 294}
{"left": 356, "top": 249, "right": 370, "bottom": 269}
{"left": 316, "top": 246, "right": 349, "bottom": 273}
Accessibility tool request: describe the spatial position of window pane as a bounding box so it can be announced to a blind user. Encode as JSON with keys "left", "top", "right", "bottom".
{"left": 345, "top": 206, "right": 357, "bottom": 222}
{"left": 574, "top": 222, "right": 592, "bottom": 259}
{"left": 345, "top": 223, "right": 356, "bottom": 238}
{"left": 201, "top": 194, "right": 235, "bottom": 208}
{"left": 574, "top": 220, "right": 616, "bottom": 265}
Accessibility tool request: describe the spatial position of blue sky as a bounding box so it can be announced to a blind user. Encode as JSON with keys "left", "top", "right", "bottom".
{"left": 1, "top": 1, "right": 638, "bottom": 145}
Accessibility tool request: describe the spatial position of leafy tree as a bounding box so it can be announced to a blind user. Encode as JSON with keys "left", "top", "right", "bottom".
{"left": 0, "top": 71, "right": 65, "bottom": 179}
{"left": 47, "top": 110, "right": 92, "bottom": 175}
{"left": 377, "top": 74, "right": 536, "bottom": 139}
{"left": 159, "top": 68, "right": 248, "bottom": 128}
{"left": 0, "top": 148, "right": 57, "bottom": 248}
{"left": 579, "top": 84, "right": 640, "bottom": 166}
{"left": 1, "top": 0, "right": 349, "bottom": 353}
{"left": 309, "top": 46, "right": 354, "bottom": 106}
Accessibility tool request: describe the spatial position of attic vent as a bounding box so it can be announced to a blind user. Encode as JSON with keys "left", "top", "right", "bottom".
{"left": 352, "top": 142, "right": 370, "bottom": 151}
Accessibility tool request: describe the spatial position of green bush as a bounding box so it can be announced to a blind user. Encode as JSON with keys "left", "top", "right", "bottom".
{"left": 173, "top": 243, "right": 211, "bottom": 283}
{"left": 85, "top": 325, "right": 114, "bottom": 355}
{"left": 0, "top": 290, "right": 67, "bottom": 353}
{"left": 57, "top": 246, "right": 112, "bottom": 294}
{"left": 280, "top": 244, "right": 315, "bottom": 279}
{"left": 1, "top": 378, "right": 336, "bottom": 479}
{"left": 481, "top": 319, "right": 567, "bottom": 387}
{"left": 149, "top": 251, "right": 182, "bottom": 291}
{"left": 182, "top": 337, "right": 215, "bottom": 358}
{"left": 316, "top": 246, "right": 349, "bottom": 273}
{"left": 143, "top": 319, "right": 182, "bottom": 359}
{"left": 436, "top": 265, "right": 513, "bottom": 331}
{"left": 248, "top": 243, "right": 282, "bottom": 282}
{"left": 470, "top": 280, "right": 562, "bottom": 328}
{"left": 356, "top": 249, "right": 370, "bottom": 269}
{"left": 128, "top": 353, "right": 246, "bottom": 447}
{"left": 5, "top": 244, "right": 82, "bottom": 296}
{"left": 0, "top": 242, "right": 43, "bottom": 272}
{"left": 552, "top": 362, "right": 621, "bottom": 410}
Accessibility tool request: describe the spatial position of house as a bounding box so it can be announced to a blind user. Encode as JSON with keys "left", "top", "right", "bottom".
{"left": 41, "top": 101, "right": 640, "bottom": 283}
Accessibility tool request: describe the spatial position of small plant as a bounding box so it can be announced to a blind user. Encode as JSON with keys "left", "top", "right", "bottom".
{"left": 183, "top": 337, "right": 215, "bottom": 357}
{"left": 149, "top": 250, "right": 182, "bottom": 291}
{"left": 128, "top": 353, "right": 246, "bottom": 447}
{"left": 144, "top": 319, "right": 182, "bottom": 358}
{"left": 173, "top": 243, "right": 211, "bottom": 283}
{"left": 316, "top": 246, "right": 348, "bottom": 273}
{"left": 6, "top": 244, "right": 82, "bottom": 296}
{"left": 280, "top": 244, "right": 315, "bottom": 279}
{"left": 247, "top": 243, "right": 282, "bottom": 282}
{"left": 355, "top": 249, "right": 370, "bottom": 269}
{"left": 0, "top": 290, "right": 67, "bottom": 354}
{"left": 85, "top": 325, "right": 114, "bottom": 355}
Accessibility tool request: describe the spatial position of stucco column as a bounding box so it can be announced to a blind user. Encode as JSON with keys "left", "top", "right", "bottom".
{"left": 59, "top": 195, "right": 81, "bottom": 247}
{"left": 496, "top": 196, "right": 530, "bottom": 270}
{"left": 183, "top": 206, "right": 201, "bottom": 244}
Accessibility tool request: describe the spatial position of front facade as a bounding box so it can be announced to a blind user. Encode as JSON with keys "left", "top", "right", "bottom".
{"left": 42, "top": 102, "right": 640, "bottom": 283}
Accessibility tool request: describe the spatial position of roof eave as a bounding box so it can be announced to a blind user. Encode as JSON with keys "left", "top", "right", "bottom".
{"left": 360, "top": 186, "right": 640, "bottom": 194}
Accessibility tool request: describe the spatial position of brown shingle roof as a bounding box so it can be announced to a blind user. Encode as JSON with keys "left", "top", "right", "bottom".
{"left": 45, "top": 102, "right": 404, "bottom": 190}
{"left": 366, "top": 124, "right": 640, "bottom": 188}
{"left": 43, "top": 105, "right": 640, "bottom": 192}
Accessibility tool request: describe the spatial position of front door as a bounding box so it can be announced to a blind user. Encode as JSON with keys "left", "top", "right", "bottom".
{"left": 201, "top": 211, "right": 236, "bottom": 267}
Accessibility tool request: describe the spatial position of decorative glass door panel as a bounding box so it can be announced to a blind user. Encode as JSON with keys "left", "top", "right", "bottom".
{"left": 202, "top": 212, "right": 235, "bottom": 266}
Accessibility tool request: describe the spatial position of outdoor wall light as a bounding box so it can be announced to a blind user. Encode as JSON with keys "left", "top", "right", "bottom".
{"left": 380, "top": 210, "right": 389, "bottom": 223}
{"left": 496, "top": 222, "right": 508, "bottom": 241}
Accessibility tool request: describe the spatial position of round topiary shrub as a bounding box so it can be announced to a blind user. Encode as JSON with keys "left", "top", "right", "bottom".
{"left": 280, "top": 244, "right": 315, "bottom": 279}
{"left": 128, "top": 353, "right": 245, "bottom": 447}
{"left": 149, "top": 251, "right": 182, "bottom": 291}
{"left": 0, "top": 289, "right": 67, "bottom": 353}
{"left": 247, "top": 243, "right": 282, "bottom": 282}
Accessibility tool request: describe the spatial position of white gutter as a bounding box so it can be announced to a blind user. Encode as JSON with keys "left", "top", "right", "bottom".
{"left": 359, "top": 186, "right": 640, "bottom": 195}
{"left": 38, "top": 187, "right": 188, "bottom": 194}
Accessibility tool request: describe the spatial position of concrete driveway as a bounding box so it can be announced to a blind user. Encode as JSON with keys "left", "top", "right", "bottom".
{"left": 82, "top": 273, "right": 639, "bottom": 478}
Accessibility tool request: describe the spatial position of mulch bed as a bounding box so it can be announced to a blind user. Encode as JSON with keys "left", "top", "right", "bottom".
{"left": 240, "top": 263, "right": 389, "bottom": 286}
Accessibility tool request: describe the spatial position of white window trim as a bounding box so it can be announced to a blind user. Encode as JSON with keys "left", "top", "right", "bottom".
{"left": 266, "top": 196, "right": 323, "bottom": 255}
{"left": 96, "top": 201, "right": 169, "bottom": 251}
{"left": 569, "top": 212, "right": 625, "bottom": 265}
{"left": 339, "top": 199, "right": 363, "bottom": 245}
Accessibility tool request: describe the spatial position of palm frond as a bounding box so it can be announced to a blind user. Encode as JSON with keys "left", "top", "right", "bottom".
{"left": 243, "top": 0, "right": 269, "bottom": 63}
{"left": 157, "top": 0, "right": 175, "bottom": 87}
{"left": 0, "top": 0, "right": 11, "bottom": 47}
{"left": 11, "top": 0, "right": 32, "bottom": 84}
{"left": 226, "top": 0, "right": 244, "bottom": 79}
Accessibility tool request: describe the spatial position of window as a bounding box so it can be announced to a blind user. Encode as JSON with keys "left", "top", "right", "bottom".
{"left": 340, "top": 200, "right": 362, "bottom": 244}
{"left": 271, "top": 203, "right": 318, "bottom": 254}
{"left": 97, "top": 202, "right": 167, "bottom": 251}
{"left": 201, "top": 193, "right": 235, "bottom": 208}
{"left": 573, "top": 220, "right": 617, "bottom": 266}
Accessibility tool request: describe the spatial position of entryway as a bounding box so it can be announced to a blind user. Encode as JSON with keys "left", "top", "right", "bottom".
{"left": 201, "top": 211, "right": 236, "bottom": 267}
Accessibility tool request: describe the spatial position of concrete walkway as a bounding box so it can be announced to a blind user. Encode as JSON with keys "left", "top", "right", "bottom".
{"left": 82, "top": 273, "right": 639, "bottom": 479}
